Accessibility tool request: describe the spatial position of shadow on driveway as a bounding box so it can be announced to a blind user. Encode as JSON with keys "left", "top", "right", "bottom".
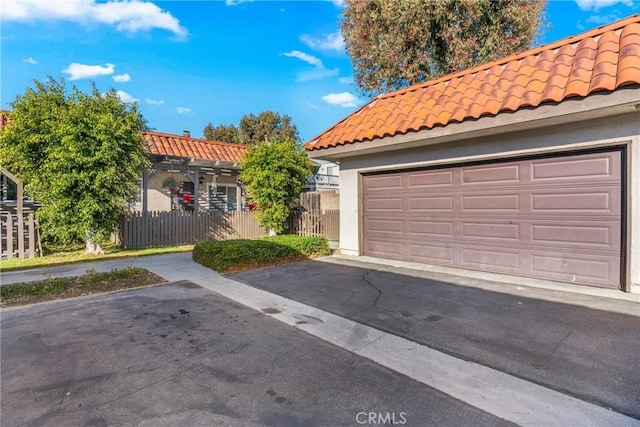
{"left": 1, "top": 281, "right": 512, "bottom": 427}
{"left": 227, "top": 258, "right": 640, "bottom": 419}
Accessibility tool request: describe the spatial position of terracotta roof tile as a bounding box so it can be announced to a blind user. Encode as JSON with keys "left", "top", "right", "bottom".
{"left": 143, "top": 131, "right": 247, "bottom": 163}
{"left": 305, "top": 15, "right": 640, "bottom": 151}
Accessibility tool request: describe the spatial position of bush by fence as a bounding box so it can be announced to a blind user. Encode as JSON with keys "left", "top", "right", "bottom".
{"left": 120, "top": 209, "right": 339, "bottom": 249}
{"left": 192, "top": 235, "right": 330, "bottom": 273}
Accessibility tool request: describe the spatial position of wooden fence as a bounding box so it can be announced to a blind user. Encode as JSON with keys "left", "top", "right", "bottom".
{"left": 120, "top": 209, "right": 340, "bottom": 249}
{"left": 1, "top": 213, "right": 42, "bottom": 260}
{"left": 287, "top": 209, "right": 339, "bottom": 241}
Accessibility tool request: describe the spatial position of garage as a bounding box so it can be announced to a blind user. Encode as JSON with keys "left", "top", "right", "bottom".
{"left": 304, "top": 16, "right": 639, "bottom": 293}
{"left": 363, "top": 150, "right": 623, "bottom": 288}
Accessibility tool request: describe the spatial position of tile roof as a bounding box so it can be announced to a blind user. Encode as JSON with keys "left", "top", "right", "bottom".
{"left": 305, "top": 15, "right": 640, "bottom": 151}
{"left": 143, "top": 131, "right": 247, "bottom": 163}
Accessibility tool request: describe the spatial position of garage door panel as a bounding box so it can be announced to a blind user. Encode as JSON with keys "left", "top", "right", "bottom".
{"left": 366, "top": 240, "right": 404, "bottom": 259}
{"left": 363, "top": 150, "right": 622, "bottom": 289}
{"left": 531, "top": 223, "right": 619, "bottom": 248}
{"left": 366, "top": 219, "right": 403, "bottom": 233}
{"left": 407, "top": 244, "right": 454, "bottom": 262}
{"left": 461, "top": 248, "right": 521, "bottom": 270}
{"left": 530, "top": 188, "right": 620, "bottom": 215}
{"left": 462, "top": 164, "right": 520, "bottom": 184}
{"left": 408, "top": 170, "right": 454, "bottom": 187}
{"left": 365, "top": 175, "right": 403, "bottom": 191}
{"left": 530, "top": 152, "right": 620, "bottom": 182}
{"left": 409, "top": 196, "right": 454, "bottom": 211}
{"left": 462, "top": 222, "right": 520, "bottom": 240}
{"left": 462, "top": 194, "right": 520, "bottom": 211}
{"left": 408, "top": 220, "right": 454, "bottom": 237}
{"left": 365, "top": 197, "right": 403, "bottom": 212}
{"left": 531, "top": 253, "right": 618, "bottom": 288}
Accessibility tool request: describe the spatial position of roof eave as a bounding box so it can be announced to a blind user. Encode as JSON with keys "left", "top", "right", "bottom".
{"left": 308, "top": 86, "right": 640, "bottom": 161}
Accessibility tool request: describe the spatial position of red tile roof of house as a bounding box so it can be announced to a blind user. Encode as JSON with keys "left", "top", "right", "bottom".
{"left": 143, "top": 131, "right": 247, "bottom": 163}
{"left": 305, "top": 15, "right": 640, "bottom": 151}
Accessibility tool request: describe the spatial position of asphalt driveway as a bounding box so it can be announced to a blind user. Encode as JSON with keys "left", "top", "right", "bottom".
{"left": 227, "top": 256, "right": 640, "bottom": 419}
{"left": 1, "top": 281, "right": 512, "bottom": 427}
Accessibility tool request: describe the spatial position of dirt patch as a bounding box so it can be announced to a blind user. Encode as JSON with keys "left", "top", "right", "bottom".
{"left": 1, "top": 268, "right": 166, "bottom": 308}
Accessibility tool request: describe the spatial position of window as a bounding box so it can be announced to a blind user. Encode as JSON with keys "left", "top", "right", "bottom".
{"left": 209, "top": 185, "right": 238, "bottom": 212}
{"left": 1, "top": 174, "right": 18, "bottom": 201}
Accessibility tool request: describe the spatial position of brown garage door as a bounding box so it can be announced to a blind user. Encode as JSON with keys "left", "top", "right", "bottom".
{"left": 363, "top": 150, "right": 623, "bottom": 288}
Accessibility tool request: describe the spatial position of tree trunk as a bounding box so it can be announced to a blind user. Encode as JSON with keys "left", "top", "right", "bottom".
{"left": 85, "top": 232, "right": 105, "bottom": 255}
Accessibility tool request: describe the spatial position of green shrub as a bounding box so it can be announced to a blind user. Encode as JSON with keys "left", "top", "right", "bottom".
{"left": 0, "top": 277, "right": 74, "bottom": 299}
{"left": 193, "top": 235, "right": 330, "bottom": 272}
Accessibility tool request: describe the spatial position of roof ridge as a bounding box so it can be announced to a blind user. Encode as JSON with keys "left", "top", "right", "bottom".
{"left": 304, "top": 14, "right": 639, "bottom": 149}
{"left": 143, "top": 130, "right": 247, "bottom": 149}
{"left": 378, "top": 14, "right": 640, "bottom": 100}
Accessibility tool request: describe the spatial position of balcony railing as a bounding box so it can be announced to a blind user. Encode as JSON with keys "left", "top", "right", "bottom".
{"left": 305, "top": 173, "right": 339, "bottom": 190}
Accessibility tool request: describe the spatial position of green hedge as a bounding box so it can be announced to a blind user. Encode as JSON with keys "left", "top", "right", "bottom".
{"left": 192, "top": 235, "right": 330, "bottom": 273}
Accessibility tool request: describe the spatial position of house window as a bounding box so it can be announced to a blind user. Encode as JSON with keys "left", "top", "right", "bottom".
{"left": 1, "top": 174, "right": 17, "bottom": 201}
{"left": 209, "top": 185, "right": 238, "bottom": 212}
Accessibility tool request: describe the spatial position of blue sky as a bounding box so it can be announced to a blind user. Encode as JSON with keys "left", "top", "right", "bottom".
{"left": 2, "top": 0, "right": 639, "bottom": 142}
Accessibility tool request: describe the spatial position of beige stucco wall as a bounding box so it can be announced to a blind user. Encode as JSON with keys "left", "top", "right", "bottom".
{"left": 134, "top": 171, "right": 240, "bottom": 212}
{"left": 338, "top": 112, "right": 639, "bottom": 293}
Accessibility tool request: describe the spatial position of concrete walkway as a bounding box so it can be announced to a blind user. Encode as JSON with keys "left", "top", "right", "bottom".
{"left": 2, "top": 253, "right": 639, "bottom": 426}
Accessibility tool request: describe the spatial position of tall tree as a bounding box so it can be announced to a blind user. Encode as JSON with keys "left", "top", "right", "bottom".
{"left": 0, "top": 77, "right": 149, "bottom": 253}
{"left": 203, "top": 110, "right": 300, "bottom": 145}
{"left": 342, "top": 0, "right": 546, "bottom": 96}
{"left": 203, "top": 122, "right": 239, "bottom": 143}
{"left": 239, "top": 139, "right": 311, "bottom": 234}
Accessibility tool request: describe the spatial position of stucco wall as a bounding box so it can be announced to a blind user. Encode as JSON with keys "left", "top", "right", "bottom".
{"left": 136, "top": 171, "right": 240, "bottom": 212}
{"left": 338, "top": 112, "right": 639, "bottom": 292}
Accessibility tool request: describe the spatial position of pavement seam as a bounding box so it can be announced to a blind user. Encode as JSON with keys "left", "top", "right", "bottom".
{"left": 5, "top": 253, "right": 640, "bottom": 426}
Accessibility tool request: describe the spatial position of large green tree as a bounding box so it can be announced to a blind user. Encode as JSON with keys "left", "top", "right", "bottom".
{"left": 0, "top": 78, "right": 149, "bottom": 253}
{"left": 203, "top": 110, "right": 300, "bottom": 145}
{"left": 239, "top": 140, "right": 311, "bottom": 235}
{"left": 342, "top": 0, "right": 546, "bottom": 96}
{"left": 203, "top": 123, "right": 239, "bottom": 143}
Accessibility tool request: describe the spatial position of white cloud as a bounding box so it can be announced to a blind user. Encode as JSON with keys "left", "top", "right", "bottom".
{"left": 145, "top": 98, "right": 164, "bottom": 105}
{"left": 574, "top": 0, "right": 634, "bottom": 10}
{"left": 297, "top": 68, "right": 340, "bottom": 82}
{"left": 1, "top": 0, "right": 187, "bottom": 39}
{"left": 283, "top": 50, "right": 323, "bottom": 67}
{"left": 23, "top": 57, "right": 37, "bottom": 64}
{"left": 283, "top": 50, "right": 340, "bottom": 82}
{"left": 321, "top": 92, "right": 360, "bottom": 108}
{"left": 329, "top": 0, "right": 345, "bottom": 7}
{"left": 585, "top": 12, "right": 623, "bottom": 24}
{"left": 113, "top": 73, "right": 131, "bottom": 82}
{"left": 63, "top": 62, "right": 114, "bottom": 80}
{"left": 306, "top": 101, "right": 323, "bottom": 111}
{"left": 176, "top": 107, "right": 191, "bottom": 114}
{"left": 300, "top": 31, "right": 345, "bottom": 52}
{"left": 226, "top": 0, "right": 253, "bottom": 5}
{"left": 116, "top": 90, "right": 138, "bottom": 103}
{"left": 338, "top": 76, "right": 354, "bottom": 84}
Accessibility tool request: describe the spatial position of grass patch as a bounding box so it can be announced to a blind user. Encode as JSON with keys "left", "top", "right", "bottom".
{"left": 0, "top": 267, "right": 166, "bottom": 307}
{"left": 0, "top": 245, "right": 194, "bottom": 272}
{"left": 193, "top": 235, "right": 330, "bottom": 273}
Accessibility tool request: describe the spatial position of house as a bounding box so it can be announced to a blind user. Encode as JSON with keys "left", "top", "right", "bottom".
{"left": 303, "top": 159, "right": 340, "bottom": 211}
{"left": 305, "top": 159, "right": 340, "bottom": 192}
{"left": 140, "top": 131, "right": 248, "bottom": 213}
{"left": 304, "top": 15, "right": 640, "bottom": 293}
